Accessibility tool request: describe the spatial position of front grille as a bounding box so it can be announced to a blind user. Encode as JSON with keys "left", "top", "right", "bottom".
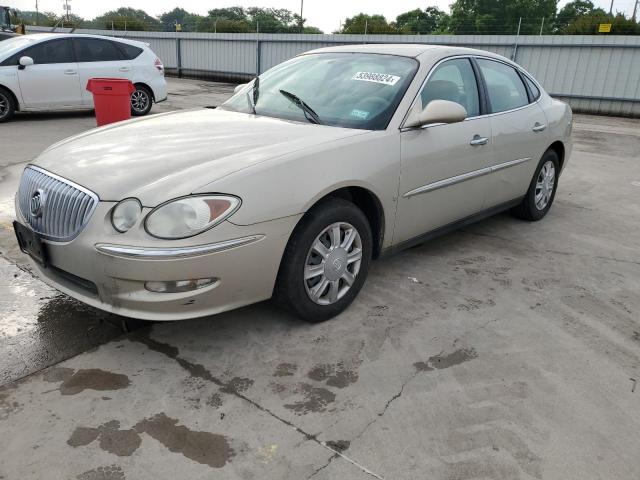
{"left": 18, "top": 166, "right": 99, "bottom": 242}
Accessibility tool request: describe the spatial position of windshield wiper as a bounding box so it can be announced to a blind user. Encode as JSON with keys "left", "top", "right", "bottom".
{"left": 246, "top": 76, "right": 259, "bottom": 114}
{"left": 279, "top": 89, "right": 321, "bottom": 125}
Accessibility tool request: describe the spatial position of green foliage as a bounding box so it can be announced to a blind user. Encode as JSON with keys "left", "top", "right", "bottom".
{"left": 92, "top": 7, "right": 162, "bottom": 31}
{"left": 340, "top": 13, "right": 396, "bottom": 34}
{"left": 14, "top": 10, "right": 58, "bottom": 26}
{"left": 449, "top": 0, "right": 557, "bottom": 34}
{"left": 564, "top": 13, "right": 640, "bottom": 34}
{"left": 395, "top": 7, "right": 449, "bottom": 34}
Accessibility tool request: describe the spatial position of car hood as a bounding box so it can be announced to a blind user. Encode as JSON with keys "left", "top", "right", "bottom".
{"left": 32, "top": 109, "right": 367, "bottom": 206}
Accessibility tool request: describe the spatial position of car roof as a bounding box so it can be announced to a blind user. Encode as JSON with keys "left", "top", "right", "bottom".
{"left": 17, "top": 33, "right": 147, "bottom": 48}
{"left": 303, "top": 43, "right": 509, "bottom": 63}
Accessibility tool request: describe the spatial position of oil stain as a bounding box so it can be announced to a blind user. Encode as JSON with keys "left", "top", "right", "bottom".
{"left": 283, "top": 383, "right": 336, "bottom": 415}
{"left": 206, "top": 393, "right": 223, "bottom": 408}
{"left": 326, "top": 440, "right": 350, "bottom": 453}
{"left": 221, "top": 377, "right": 254, "bottom": 394}
{"left": 68, "top": 414, "right": 235, "bottom": 469}
{"left": 59, "top": 369, "right": 130, "bottom": 395}
{"left": 307, "top": 362, "right": 358, "bottom": 388}
{"left": 76, "top": 464, "right": 125, "bottom": 480}
{"left": 414, "top": 348, "right": 478, "bottom": 372}
{"left": 273, "top": 363, "right": 297, "bottom": 377}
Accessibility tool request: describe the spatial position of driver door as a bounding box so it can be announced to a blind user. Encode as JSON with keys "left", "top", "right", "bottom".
{"left": 17, "top": 38, "right": 82, "bottom": 109}
{"left": 395, "top": 57, "right": 493, "bottom": 244}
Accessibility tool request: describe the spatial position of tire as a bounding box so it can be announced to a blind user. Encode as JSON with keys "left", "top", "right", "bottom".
{"left": 0, "top": 88, "right": 16, "bottom": 123}
{"left": 130, "top": 85, "right": 153, "bottom": 116}
{"left": 275, "top": 198, "right": 373, "bottom": 323}
{"left": 511, "top": 149, "right": 560, "bottom": 221}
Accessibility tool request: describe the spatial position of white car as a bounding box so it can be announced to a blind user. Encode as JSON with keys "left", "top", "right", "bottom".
{"left": 0, "top": 33, "right": 167, "bottom": 122}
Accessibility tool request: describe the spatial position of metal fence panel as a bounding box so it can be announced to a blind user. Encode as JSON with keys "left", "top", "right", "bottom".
{"left": 24, "top": 26, "right": 640, "bottom": 116}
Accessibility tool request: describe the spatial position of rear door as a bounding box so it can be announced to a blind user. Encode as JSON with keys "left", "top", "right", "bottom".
{"left": 72, "top": 37, "right": 132, "bottom": 106}
{"left": 17, "top": 38, "right": 82, "bottom": 109}
{"left": 475, "top": 58, "right": 549, "bottom": 207}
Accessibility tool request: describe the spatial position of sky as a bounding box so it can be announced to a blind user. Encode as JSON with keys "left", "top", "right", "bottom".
{"left": 11, "top": 0, "right": 638, "bottom": 33}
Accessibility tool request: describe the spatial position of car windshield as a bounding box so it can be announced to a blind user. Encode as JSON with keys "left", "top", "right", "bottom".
{"left": 221, "top": 53, "right": 419, "bottom": 130}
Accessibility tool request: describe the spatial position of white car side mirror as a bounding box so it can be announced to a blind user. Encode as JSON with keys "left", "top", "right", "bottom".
{"left": 19, "top": 56, "right": 34, "bottom": 69}
{"left": 234, "top": 83, "right": 247, "bottom": 94}
{"left": 404, "top": 99, "right": 467, "bottom": 129}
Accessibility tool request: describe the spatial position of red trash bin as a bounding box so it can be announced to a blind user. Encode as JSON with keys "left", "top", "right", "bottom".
{"left": 86, "top": 78, "right": 135, "bottom": 127}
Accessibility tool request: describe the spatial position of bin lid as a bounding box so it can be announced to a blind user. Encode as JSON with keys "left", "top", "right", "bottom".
{"left": 86, "top": 78, "right": 136, "bottom": 95}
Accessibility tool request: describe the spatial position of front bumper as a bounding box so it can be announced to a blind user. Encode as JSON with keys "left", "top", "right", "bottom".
{"left": 16, "top": 201, "right": 300, "bottom": 321}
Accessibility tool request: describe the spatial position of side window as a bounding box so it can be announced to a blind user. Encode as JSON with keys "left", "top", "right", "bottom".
{"left": 20, "top": 39, "right": 74, "bottom": 64}
{"left": 523, "top": 75, "right": 541, "bottom": 101}
{"left": 73, "top": 38, "right": 124, "bottom": 62}
{"left": 477, "top": 59, "right": 529, "bottom": 113}
{"left": 420, "top": 58, "right": 480, "bottom": 117}
{"left": 117, "top": 42, "right": 143, "bottom": 60}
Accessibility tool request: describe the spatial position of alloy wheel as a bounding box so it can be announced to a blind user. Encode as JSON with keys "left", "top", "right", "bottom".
{"left": 304, "top": 222, "right": 363, "bottom": 305}
{"left": 131, "top": 90, "right": 149, "bottom": 113}
{"left": 534, "top": 160, "right": 555, "bottom": 211}
{"left": 0, "top": 94, "right": 9, "bottom": 120}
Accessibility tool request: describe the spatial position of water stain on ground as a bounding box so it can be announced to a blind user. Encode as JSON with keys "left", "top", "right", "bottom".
{"left": 221, "top": 377, "right": 254, "bottom": 394}
{"left": 307, "top": 362, "right": 358, "bottom": 389}
{"left": 414, "top": 348, "right": 478, "bottom": 372}
{"left": 42, "top": 367, "right": 75, "bottom": 383}
{"left": 283, "top": 383, "right": 336, "bottom": 415}
{"left": 325, "top": 440, "right": 350, "bottom": 453}
{"left": 76, "top": 464, "right": 126, "bottom": 480}
{"left": 273, "top": 363, "right": 297, "bottom": 377}
{"left": 68, "top": 413, "right": 234, "bottom": 469}
{"left": 58, "top": 369, "right": 130, "bottom": 395}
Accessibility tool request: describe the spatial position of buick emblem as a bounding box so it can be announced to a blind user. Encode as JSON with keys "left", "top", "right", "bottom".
{"left": 30, "top": 189, "right": 46, "bottom": 218}
{"left": 332, "top": 258, "right": 343, "bottom": 271}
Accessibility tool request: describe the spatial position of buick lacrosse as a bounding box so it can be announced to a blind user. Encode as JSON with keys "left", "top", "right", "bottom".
{"left": 13, "top": 44, "right": 572, "bottom": 322}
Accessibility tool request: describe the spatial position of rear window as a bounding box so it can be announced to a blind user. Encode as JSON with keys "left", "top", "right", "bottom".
{"left": 523, "top": 75, "right": 541, "bottom": 101}
{"left": 477, "top": 59, "right": 529, "bottom": 113}
{"left": 117, "top": 42, "right": 143, "bottom": 60}
{"left": 73, "top": 38, "right": 124, "bottom": 62}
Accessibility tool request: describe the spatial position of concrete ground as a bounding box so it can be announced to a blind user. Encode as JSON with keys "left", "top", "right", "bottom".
{"left": 1, "top": 78, "right": 639, "bottom": 480}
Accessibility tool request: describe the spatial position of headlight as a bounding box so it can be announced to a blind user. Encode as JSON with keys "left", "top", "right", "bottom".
{"left": 111, "top": 198, "right": 142, "bottom": 233}
{"left": 144, "top": 195, "right": 241, "bottom": 239}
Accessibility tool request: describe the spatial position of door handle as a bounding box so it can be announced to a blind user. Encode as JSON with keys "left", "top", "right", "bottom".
{"left": 119, "top": 67, "right": 131, "bottom": 72}
{"left": 64, "top": 69, "right": 77, "bottom": 75}
{"left": 470, "top": 135, "right": 489, "bottom": 146}
{"left": 532, "top": 122, "right": 547, "bottom": 132}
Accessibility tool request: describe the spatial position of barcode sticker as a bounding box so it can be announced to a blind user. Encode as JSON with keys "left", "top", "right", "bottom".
{"left": 352, "top": 71, "right": 401, "bottom": 86}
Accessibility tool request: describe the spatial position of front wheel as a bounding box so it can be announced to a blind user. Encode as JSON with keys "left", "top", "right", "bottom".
{"left": 131, "top": 85, "right": 153, "bottom": 116}
{"left": 0, "top": 88, "right": 16, "bottom": 123}
{"left": 511, "top": 150, "right": 560, "bottom": 221}
{"left": 275, "top": 198, "right": 373, "bottom": 322}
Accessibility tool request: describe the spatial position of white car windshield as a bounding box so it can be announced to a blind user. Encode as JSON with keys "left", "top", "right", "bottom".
{"left": 221, "top": 53, "right": 418, "bottom": 130}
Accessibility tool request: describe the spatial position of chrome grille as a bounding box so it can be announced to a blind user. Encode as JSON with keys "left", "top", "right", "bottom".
{"left": 18, "top": 166, "right": 99, "bottom": 242}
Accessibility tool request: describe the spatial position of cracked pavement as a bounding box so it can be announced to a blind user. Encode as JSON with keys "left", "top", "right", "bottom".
{"left": 1, "top": 80, "right": 640, "bottom": 479}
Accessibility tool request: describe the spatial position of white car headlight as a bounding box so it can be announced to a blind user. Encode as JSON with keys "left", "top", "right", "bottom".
{"left": 111, "top": 198, "right": 142, "bottom": 233}
{"left": 144, "top": 195, "right": 241, "bottom": 239}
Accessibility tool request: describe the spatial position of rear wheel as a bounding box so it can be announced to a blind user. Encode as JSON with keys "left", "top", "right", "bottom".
{"left": 275, "top": 198, "right": 373, "bottom": 322}
{"left": 131, "top": 85, "right": 152, "bottom": 116}
{"left": 0, "top": 88, "right": 16, "bottom": 123}
{"left": 511, "top": 149, "right": 560, "bottom": 221}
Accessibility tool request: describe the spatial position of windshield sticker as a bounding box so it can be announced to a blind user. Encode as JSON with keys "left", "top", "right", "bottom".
{"left": 352, "top": 71, "right": 401, "bottom": 86}
{"left": 350, "top": 109, "right": 370, "bottom": 120}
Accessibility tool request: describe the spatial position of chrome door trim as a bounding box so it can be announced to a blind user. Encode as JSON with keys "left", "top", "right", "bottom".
{"left": 95, "top": 235, "right": 264, "bottom": 259}
{"left": 403, "top": 157, "right": 531, "bottom": 198}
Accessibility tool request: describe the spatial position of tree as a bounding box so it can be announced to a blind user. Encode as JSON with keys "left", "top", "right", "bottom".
{"left": 16, "top": 10, "right": 58, "bottom": 26}
{"left": 92, "top": 8, "right": 161, "bottom": 31}
{"left": 395, "top": 7, "right": 449, "bottom": 34}
{"left": 340, "top": 13, "right": 396, "bottom": 34}
{"left": 564, "top": 12, "right": 640, "bottom": 34}
{"left": 554, "top": 0, "right": 607, "bottom": 32}
{"left": 449, "top": 0, "right": 557, "bottom": 34}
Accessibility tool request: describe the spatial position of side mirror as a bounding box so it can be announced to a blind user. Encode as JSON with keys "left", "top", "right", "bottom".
{"left": 404, "top": 99, "right": 467, "bottom": 129}
{"left": 19, "top": 56, "right": 34, "bottom": 69}
{"left": 234, "top": 83, "right": 247, "bottom": 94}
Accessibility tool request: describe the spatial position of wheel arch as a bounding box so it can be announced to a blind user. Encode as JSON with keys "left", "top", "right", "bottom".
{"left": 0, "top": 84, "right": 20, "bottom": 111}
{"left": 547, "top": 140, "right": 565, "bottom": 170}
{"left": 303, "top": 186, "right": 385, "bottom": 259}
{"left": 133, "top": 82, "right": 154, "bottom": 102}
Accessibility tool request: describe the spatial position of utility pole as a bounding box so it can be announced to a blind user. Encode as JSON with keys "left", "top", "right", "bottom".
{"left": 632, "top": 0, "right": 638, "bottom": 21}
{"left": 609, "top": 0, "right": 614, "bottom": 14}
{"left": 300, "top": 0, "right": 304, "bottom": 33}
{"left": 364, "top": 19, "right": 368, "bottom": 35}
{"left": 35, "top": 0, "right": 39, "bottom": 25}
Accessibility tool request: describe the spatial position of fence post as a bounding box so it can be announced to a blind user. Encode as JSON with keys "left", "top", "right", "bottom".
{"left": 512, "top": 17, "right": 522, "bottom": 62}
{"left": 256, "top": 22, "right": 260, "bottom": 75}
{"left": 176, "top": 37, "right": 182, "bottom": 77}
